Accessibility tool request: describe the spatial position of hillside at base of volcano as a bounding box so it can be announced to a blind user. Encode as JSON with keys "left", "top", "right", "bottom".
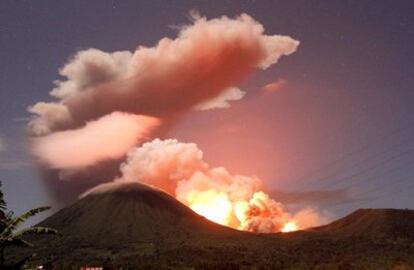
{"left": 8, "top": 182, "right": 414, "bottom": 269}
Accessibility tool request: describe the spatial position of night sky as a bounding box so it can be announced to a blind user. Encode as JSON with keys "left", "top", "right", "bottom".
{"left": 1, "top": 0, "right": 413, "bottom": 222}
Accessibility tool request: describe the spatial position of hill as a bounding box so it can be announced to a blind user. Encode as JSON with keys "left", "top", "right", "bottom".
{"left": 7, "top": 182, "right": 414, "bottom": 269}
{"left": 312, "top": 208, "right": 414, "bottom": 239}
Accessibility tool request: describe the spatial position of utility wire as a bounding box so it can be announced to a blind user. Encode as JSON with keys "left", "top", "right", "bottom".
{"left": 295, "top": 120, "right": 414, "bottom": 190}
{"left": 327, "top": 174, "right": 413, "bottom": 212}
{"left": 320, "top": 147, "right": 414, "bottom": 190}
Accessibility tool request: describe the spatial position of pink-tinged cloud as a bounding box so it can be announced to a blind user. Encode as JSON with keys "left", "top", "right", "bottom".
{"left": 31, "top": 112, "right": 160, "bottom": 169}
{"left": 27, "top": 13, "right": 300, "bottom": 205}
{"left": 262, "top": 79, "right": 287, "bottom": 93}
{"left": 83, "top": 139, "right": 329, "bottom": 233}
{"left": 28, "top": 14, "right": 299, "bottom": 137}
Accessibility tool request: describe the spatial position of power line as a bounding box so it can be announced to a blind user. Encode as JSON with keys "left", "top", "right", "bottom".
{"left": 369, "top": 181, "right": 414, "bottom": 202}
{"left": 320, "top": 147, "right": 414, "bottom": 190}
{"left": 293, "top": 120, "right": 414, "bottom": 190}
{"left": 352, "top": 174, "right": 412, "bottom": 201}
{"left": 341, "top": 159, "right": 412, "bottom": 191}
{"left": 327, "top": 174, "right": 414, "bottom": 212}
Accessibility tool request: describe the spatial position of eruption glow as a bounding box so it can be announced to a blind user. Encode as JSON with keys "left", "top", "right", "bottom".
{"left": 281, "top": 221, "right": 298, "bottom": 233}
{"left": 28, "top": 13, "right": 328, "bottom": 232}
{"left": 186, "top": 190, "right": 233, "bottom": 225}
{"left": 83, "top": 139, "right": 327, "bottom": 233}
{"left": 28, "top": 13, "right": 299, "bottom": 169}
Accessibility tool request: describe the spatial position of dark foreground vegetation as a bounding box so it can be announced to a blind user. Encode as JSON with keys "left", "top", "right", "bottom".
{"left": 0, "top": 182, "right": 59, "bottom": 269}
{"left": 6, "top": 182, "right": 414, "bottom": 269}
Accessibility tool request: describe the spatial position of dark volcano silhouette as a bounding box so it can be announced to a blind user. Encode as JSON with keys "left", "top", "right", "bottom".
{"left": 37, "top": 182, "right": 236, "bottom": 241}
{"left": 8, "top": 182, "right": 414, "bottom": 269}
{"left": 312, "top": 208, "right": 414, "bottom": 239}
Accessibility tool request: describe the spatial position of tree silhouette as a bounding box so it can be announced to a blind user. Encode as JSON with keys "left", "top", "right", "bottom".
{"left": 0, "top": 181, "right": 59, "bottom": 269}
{"left": 0, "top": 182, "right": 6, "bottom": 231}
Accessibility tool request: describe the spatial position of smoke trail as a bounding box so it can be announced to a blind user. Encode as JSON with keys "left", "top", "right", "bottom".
{"left": 29, "top": 14, "right": 298, "bottom": 165}
{"left": 31, "top": 112, "right": 160, "bottom": 169}
{"left": 84, "top": 139, "right": 327, "bottom": 233}
{"left": 27, "top": 13, "right": 300, "bottom": 209}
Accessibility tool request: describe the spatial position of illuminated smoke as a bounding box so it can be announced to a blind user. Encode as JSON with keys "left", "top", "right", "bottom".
{"left": 193, "top": 87, "right": 246, "bottom": 111}
{"left": 85, "top": 139, "right": 327, "bottom": 233}
{"left": 261, "top": 78, "right": 287, "bottom": 93}
{"left": 31, "top": 112, "right": 160, "bottom": 169}
{"left": 28, "top": 13, "right": 299, "bottom": 168}
{"left": 26, "top": 13, "right": 324, "bottom": 232}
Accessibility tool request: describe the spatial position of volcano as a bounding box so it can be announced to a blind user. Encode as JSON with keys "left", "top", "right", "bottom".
{"left": 8, "top": 182, "right": 414, "bottom": 269}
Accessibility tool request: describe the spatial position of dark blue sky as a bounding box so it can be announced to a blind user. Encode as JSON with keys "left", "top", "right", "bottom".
{"left": 1, "top": 1, "right": 413, "bottom": 221}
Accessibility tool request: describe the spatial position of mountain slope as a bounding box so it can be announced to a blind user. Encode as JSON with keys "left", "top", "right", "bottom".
{"left": 8, "top": 182, "right": 253, "bottom": 268}
{"left": 37, "top": 182, "right": 236, "bottom": 241}
{"left": 311, "top": 208, "right": 414, "bottom": 239}
{"left": 7, "top": 182, "right": 414, "bottom": 269}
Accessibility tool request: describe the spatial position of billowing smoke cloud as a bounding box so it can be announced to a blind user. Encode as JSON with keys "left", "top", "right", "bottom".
{"left": 31, "top": 112, "right": 160, "bottom": 169}
{"left": 28, "top": 102, "right": 72, "bottom": 136}
{"left": 50, "top": 49, "right": 133, "bottom": 100}
{"left": 27, "top": 13, "right": 308, "bottom": 229}
{"left": 84, "top": 139, "right": 327, "bottom": 233}
{"left": 29, "top": 13, "right": 298, "bottom": 168}
{"left": 194, "top": 87, "right": 246, "bottom": 111}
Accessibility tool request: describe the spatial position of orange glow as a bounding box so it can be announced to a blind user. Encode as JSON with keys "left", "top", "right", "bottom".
{"left": 183, "top": 188, "right": 301, "bottom": 233}
{"left": 113, "top": 139, "right": 325, "bottom": 233}
{"left": 186, "top": 190, "right": 233, "bottom": 225}
{"left": 281, "top": 221, "right": 298, "bottom": 233}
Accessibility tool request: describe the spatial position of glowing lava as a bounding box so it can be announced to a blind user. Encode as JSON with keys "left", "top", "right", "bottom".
{"left": 109, "top": 138, "right": 325, "bottom": 233}
{"left": 186, "top": 190, "right": 233, "bottom": 225}
{"left": 281, "top": 221, "right": 298, "bottom": 233}
{"left": 184, "top": 188, "right": 301, "bottom": 233}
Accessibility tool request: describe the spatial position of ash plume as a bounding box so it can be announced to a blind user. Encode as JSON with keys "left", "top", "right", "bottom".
{"left": 31, "top": 112, "right": 160, "bottom": 169}
{"left": 85, "top": 139, "right": 327, "bottom": 232}
{"left": 27, "top": 14, "right": 301, "bottom": 215}
{"left": 29, "top": 14, "right": 298, "bottom": 138}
